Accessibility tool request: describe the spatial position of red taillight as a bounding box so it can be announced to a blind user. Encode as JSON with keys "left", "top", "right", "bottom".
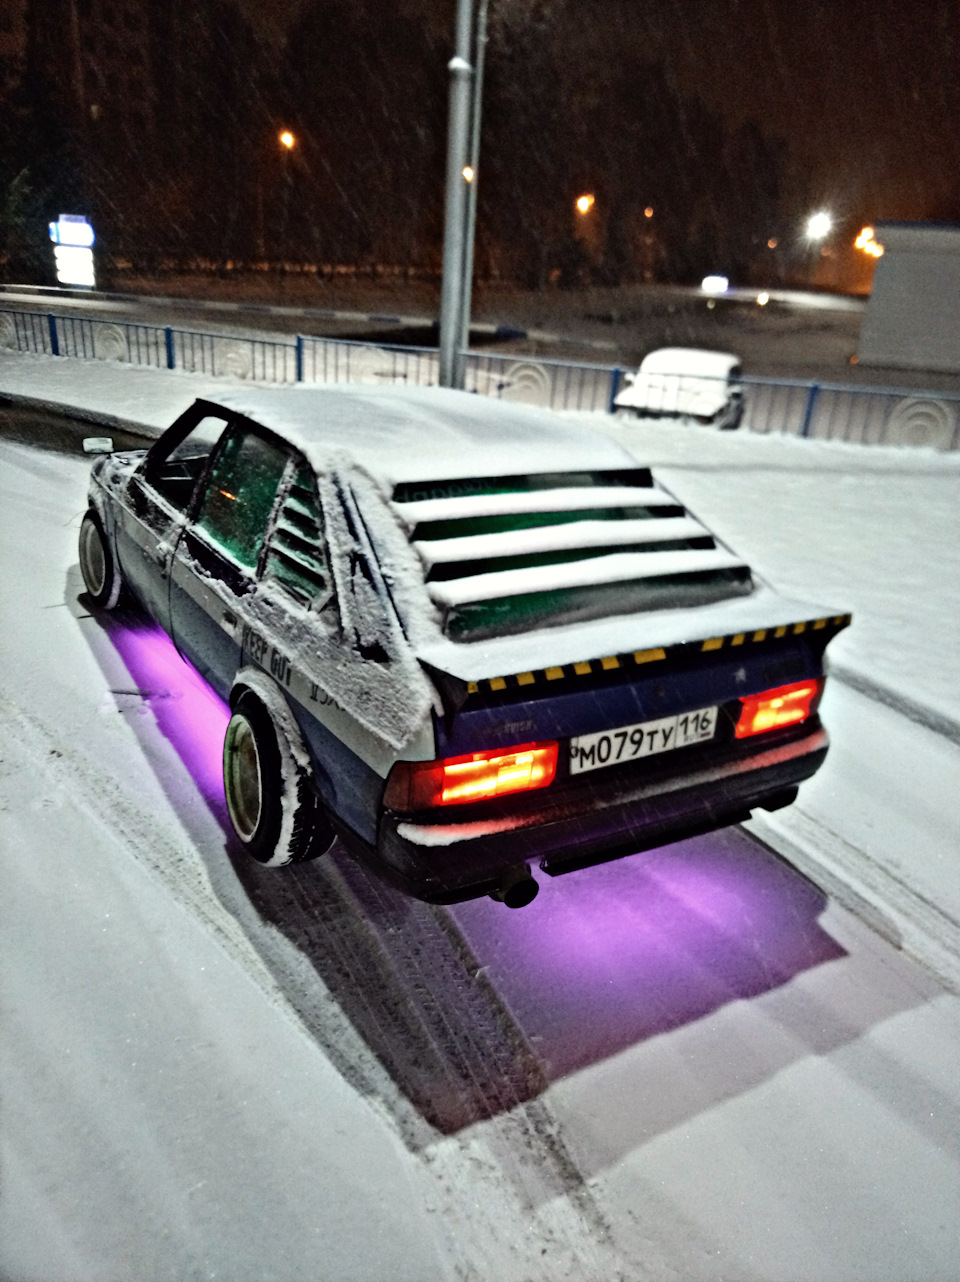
{"left": 384, "top": 741, "right": 559, "bottom": 810}
{"left": 735, "top": 678, "right": 824, "bottom": 739}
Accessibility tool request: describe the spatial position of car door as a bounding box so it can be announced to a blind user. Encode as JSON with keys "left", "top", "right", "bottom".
{"left": 168, "top": 422, "right": 291, "bottom": 699}
{"left": 115, "top": 406, "right": 231, "bottom": 634}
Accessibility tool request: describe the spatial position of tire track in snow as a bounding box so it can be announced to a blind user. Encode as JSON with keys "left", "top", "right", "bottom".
{"left": 234, "top": 832, "right": 617, "bottom": 1248}
{"left": 0, "top": 690, "right": 423, "bottom": 1139}
{"left": 1, "top": 689, "right": 622, "bottom": 1276}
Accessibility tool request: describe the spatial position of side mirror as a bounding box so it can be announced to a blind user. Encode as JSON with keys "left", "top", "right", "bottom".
{"left": 83, "top": 436, "right": 114, "bottom": 455}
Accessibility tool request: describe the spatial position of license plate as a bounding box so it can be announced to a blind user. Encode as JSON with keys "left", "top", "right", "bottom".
{"left": 569, "top": 706, "right": 718, "bottom": 775}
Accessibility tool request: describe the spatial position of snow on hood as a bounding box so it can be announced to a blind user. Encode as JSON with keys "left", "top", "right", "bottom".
{"left": 213, "top": 383, "right": 635, "bottom": 485}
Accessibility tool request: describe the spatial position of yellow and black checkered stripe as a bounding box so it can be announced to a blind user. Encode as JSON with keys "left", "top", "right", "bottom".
{"left": 465, "top": 614, "right": 852, "bottom": 697}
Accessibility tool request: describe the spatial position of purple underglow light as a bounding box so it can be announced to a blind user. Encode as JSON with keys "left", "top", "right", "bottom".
{"left": 94, "top": 616, "right": 846, "bottom": 1093}
{"left": 103, "top": 615, "right": 230, "bottom": 821}
{"left": 452, "top": 827, "right": 845, "bottom": 1080}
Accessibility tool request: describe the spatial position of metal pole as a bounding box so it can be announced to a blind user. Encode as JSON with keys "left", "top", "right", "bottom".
{"left": 438, "top": 0, "right": 474, "bottom": 388}
{"left": 800, "top": 382, "right": 820, "bottom": 437}
{"left": 454, "top": 0, "right": 488, "bottom": 390}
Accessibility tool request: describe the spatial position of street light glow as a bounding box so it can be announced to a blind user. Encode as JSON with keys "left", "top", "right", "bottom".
{"left": 279, "top": 130, "right": 295, "bottom": 149}
{"left": 462, "top": 166, "right": 475, "bottom": 182}
{"left": 855, "top": 226, "right": 884, "bottom": 257}
{"left": 576, "top": 193, "right": 595, "bottom": 214}
{"left": 644, "top": 206, "right": 654, "bottom": 218}
{"left": 805, "top": 211, "right": 832, "bottom": 240}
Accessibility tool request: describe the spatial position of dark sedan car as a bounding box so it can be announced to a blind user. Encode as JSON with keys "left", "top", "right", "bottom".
{"left": 79, "top": 385, "right": 849, "bottom": 907}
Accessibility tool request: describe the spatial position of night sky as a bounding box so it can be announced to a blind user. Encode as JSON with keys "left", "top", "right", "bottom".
{"left": 655, "top": 0, "right": 958, "bottom": 220}
{"left": 231, "top": 0, "right": 958, "bottom": 221}
{"left": 1, "top": 0, "right": 956, "bottom": 282}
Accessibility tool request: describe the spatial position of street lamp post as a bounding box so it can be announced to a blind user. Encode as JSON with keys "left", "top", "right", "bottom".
{"left": 454, "top": 0, "right": 489, "bottom": 390}
{"left": 278, "top": 130, "right": 295, "bottom": 278}
{"left": 438, "top": 0, "right": 475, "bottom": 389}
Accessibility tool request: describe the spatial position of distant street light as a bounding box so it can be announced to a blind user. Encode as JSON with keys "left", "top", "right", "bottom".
{"left": 805, "top": 210, "right": 832, "bottom": 240}
{"left": 279, "top": 130, "right": 295, "bottom": 149}
{"left": 462, "top": 166, "right": 475, "bottom": 182}
{"left": 644, "top": 206, "right": 654, "bottom": 219}
{"left": 576, "top": 193, "right": 595, "bottom": 215}
{"left": 855, "top": 226, "right": 884, "bottom": 258}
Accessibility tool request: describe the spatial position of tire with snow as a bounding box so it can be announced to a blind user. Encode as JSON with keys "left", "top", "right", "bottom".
{"left": 78, "top": 509, "right": 123, "bottom": 609}
{"left": 223, "top": 692, "right": 333, "bottom": 866}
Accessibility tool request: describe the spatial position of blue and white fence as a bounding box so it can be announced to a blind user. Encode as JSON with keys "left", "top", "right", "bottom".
{"left": 1, "top": 305, "right": 958, "bottom": 450}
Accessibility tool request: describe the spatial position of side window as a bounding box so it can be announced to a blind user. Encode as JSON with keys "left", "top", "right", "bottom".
{"left": 194, "top": 429, "right": 289, "bottom": 569}
{"left": 149, "top": 415, "right": 229, "bottom": 511}
{"left": 262, "top": 462, "right": 334, "bottom": 610}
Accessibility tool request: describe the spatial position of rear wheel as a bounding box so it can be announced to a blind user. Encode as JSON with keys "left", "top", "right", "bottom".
{"left": 78, "top": 510, "right": 123, "bottom": 609}
{"left": 223, "top": 693, "right": 333, "bottom": 866}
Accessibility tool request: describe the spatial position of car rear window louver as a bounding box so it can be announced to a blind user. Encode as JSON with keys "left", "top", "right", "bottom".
{"left": 391, "top": 470, "right": 752, "bottom": 639}
{"left": 265, "top": 474, "right": 330, "bottom": 606}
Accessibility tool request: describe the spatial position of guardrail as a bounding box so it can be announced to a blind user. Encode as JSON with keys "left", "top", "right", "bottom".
{"left": 1, "top": 305, "right": 958, "bottom": 450}
{"left": 465, "top": 351, "right": 614, "bottom": 413}
{"left": 735, "top": 375, "right": 959, "bottom": 450}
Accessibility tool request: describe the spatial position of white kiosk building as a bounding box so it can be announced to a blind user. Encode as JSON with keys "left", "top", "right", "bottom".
{"left": 859, "top": 222, "right": 960, "bottom": 375}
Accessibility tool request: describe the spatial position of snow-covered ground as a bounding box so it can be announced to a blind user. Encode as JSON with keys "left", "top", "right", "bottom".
{"left": 1, "top": 351, "right": 959, "bottom": 1280}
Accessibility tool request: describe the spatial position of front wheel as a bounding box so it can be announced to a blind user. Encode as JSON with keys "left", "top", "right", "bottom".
{"left": 223, "top": 693, "right": 334, "bottom": 866}
{"left": 78, "top": 510, "right": 123, "bottom": 609}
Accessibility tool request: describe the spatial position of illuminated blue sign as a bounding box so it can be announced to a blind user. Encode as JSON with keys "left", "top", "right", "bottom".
{"left": 49, "top": 215, "right": 95, "bottom": 248}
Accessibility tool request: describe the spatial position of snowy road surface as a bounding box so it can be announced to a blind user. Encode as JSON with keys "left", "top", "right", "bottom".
{"left": 2, "top": 419, "right": 959, "bottom": 1278}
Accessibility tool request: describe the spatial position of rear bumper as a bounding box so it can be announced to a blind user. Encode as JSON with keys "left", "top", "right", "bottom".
{"left": 371, "top": 724, "right": 828, "bottom": 902}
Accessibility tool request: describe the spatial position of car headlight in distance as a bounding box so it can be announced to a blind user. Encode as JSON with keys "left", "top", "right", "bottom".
{"left": 735, "top": 679, "right": 824, "bottom": 739}
{"left": 701, "top": 275, "right": 729, "bottom": 295}
{"left": 385, "top": 742, "right": 559, "bottom": 810}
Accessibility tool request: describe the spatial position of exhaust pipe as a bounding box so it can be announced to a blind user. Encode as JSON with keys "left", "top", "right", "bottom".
{"left": 491, "top": 864, "right": 539, "bottom": 909}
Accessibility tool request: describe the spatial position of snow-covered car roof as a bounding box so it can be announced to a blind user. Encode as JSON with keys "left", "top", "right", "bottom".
{"left": 213, "top": 383, "right": 634, "bottom": 485}
{"left": 636, "top": 347, "right": 741, "bottom": 378}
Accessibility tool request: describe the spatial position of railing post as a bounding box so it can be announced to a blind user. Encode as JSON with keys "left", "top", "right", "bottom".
{"left": 165, "top": 327, "right": 175, "bottom": 370}
{"left": 607, "top": 366, "right": 623, "bottom": 414}
{"left": 295, "top": 335, "right": 304, "bottom": 382}
{"left": 800, "top": 382, "right": 820, "bottom": 437}
{"left": 47, "top": 313, "right": 60, "bottom": 357}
